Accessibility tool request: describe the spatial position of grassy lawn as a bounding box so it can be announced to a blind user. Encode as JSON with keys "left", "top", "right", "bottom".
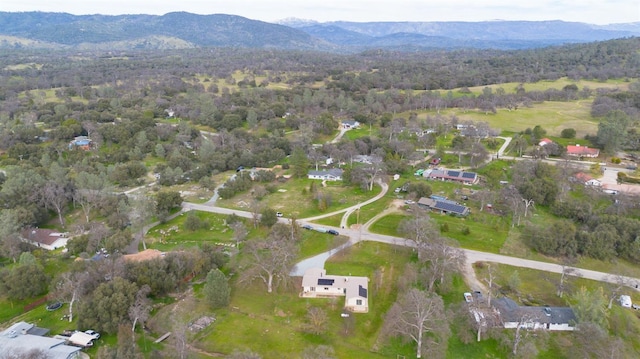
{"left": 216, "top": 178, "right": 382, "bottom": 219}
{"left": 0, "top": 298, "right": 30, "bottom": 324}
{"left": 463, "top": 77, "right": 630, "bottom": 95}
{"left": 145, "top": 211, "right": 235, "bottom": 251}
{"left": 311, "top": 213, "right": 343, "bottom": 228}
{"left": 193, "top": 242, "right": 415, "bottom": 358}
{"left": 416, "top": 98, "right": 598, "bottom": 138}
{"left": 298, "top": 231, "right": 348, "bottom": 260}
{"left": 368, "top": 214, "right": 406, "bottom": 236}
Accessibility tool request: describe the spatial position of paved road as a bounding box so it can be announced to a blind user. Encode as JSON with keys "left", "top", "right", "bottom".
{"left": 179, "top": 193, "right": 640, "bottom": 291}
{"left": 496, "top": 136, "right": 512, "bottom": 157}
{"left": 287, "top": 221, "right": 640, "bottom": 291}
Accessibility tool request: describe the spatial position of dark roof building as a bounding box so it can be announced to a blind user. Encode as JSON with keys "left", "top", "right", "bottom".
{"left": 19, "top": 228, "right": 70, "bottom": 250}
{"left": 307, "top": 168, "right": 344, "bottom": 181}
{"left": 417, "top": 197, "right": 470, "bottom": 216}
{"left": 492, "top": 297, "right": 577, "bottom": 331}
{"left": 425, "top": 169, "right": 478, "bottom": 184}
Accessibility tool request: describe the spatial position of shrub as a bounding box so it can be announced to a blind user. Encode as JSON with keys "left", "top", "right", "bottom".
{"left": 561, "top": 128, "right": 576, "bottom": 138}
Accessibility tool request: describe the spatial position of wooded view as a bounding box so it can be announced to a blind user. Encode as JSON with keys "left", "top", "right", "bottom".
{"left": 1, "top": 35, "right": 640, "bottom": 359}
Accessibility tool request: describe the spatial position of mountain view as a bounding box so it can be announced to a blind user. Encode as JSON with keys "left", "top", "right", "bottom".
{"left": 0, "top": 11, "right": 638, "bottom": 51}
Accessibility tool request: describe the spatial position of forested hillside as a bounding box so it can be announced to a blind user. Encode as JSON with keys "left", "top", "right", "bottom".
{"left": 0, "top": 37, "right": 640, "bottom": 358}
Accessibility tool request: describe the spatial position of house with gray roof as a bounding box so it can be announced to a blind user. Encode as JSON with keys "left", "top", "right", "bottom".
{"left": 417, "top": 197, "right": 470, "bottom": 217}
{"left": 301, "top": 268, "right": 369, "bottom": 313}
{"left": 308, "top": 168, "right": 343, "bottom": 181}
{"left": 492, "top": 297, "right": 577, "bottom": 331}
{"left": 425, "top": 169, "right": 479, "bottom": 184}
{"left": 0, "top": 322, "right": 82, "bottom": 359}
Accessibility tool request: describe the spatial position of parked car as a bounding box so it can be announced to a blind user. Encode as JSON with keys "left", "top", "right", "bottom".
{"left": 45, "top": 301, "right": 63, "bottom": 311}
{"left": 84, "top": 330, "right": 100, "bottom": 339}
{"left": 463, "top": 292, "right": 473, "bottom": 303}
{"left": 276, "top": 212, "right": 283, "bottom": 217}
{"left": 327, "top": 229, "right": 339, "bottom": 235}
{"left": 302, "top": 224, "right": 313, "bottom": 230}
{"left": 632, "top": 304, "right": 640, "bottom": 310}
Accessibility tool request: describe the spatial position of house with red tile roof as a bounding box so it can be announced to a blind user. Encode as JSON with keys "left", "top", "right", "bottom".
{"left": 566, "top": 144, "right": 599, "bottom": 158}
{"left": 538, "top": 138, "right": 553, "bottom": 146}
{"left": 573, "top": 172, "right": 602, "bottom": 187}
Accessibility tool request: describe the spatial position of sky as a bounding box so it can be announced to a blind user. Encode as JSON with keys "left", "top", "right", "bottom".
{"left": 1, "top": 0, "right": 639, "bottom": 25}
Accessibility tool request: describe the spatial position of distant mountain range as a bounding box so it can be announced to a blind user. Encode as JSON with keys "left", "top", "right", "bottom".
{"left": 0, "top": 11, "right": 638, "bottom": 52}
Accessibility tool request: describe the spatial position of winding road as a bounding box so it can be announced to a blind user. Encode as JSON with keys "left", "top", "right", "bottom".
{"left": 177, "top": 188, "right": 640, "bottom": 292}
{"left": 124, "top": 131, "right": 640, "bottom": 292}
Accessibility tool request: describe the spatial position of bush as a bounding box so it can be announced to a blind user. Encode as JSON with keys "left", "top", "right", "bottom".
{"left": 561, "top": 128, "right": 576, "bottom": 138}
{"left": 183, "top": 211, "right": 203, "bottom": 231}
{"left": 611, "top": 157, "right": 622, "bottom": 164}
{"left": 203, "top": 269, "right": 230, "bottom": 309}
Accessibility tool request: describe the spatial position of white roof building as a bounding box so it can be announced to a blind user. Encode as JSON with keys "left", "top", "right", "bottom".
{"left": 0, "top": 322, "right": 81, "bottom": 359}
{"left": 301, "top": 268, "right": 369, "bottom": 313}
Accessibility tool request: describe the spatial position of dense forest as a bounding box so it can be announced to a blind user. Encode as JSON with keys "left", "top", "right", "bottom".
{"left": 1, "top": 36, "right": 640, "bottom": 358}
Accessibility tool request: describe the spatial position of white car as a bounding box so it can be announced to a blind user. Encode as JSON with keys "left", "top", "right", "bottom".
{"left": 84, "top": 330, "right": 100, "bottom": 339}
{"left": 463, "top": 292, "right": 473, "bottom": 303}
{"left": 276, "top": 212, "right": 283, "bottom": 217}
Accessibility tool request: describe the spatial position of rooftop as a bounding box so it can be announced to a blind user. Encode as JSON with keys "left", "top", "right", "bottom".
{"left": 493, "top": 297, "right": 577, "bottom": 325}
{"left": 0, "top": 322, "right": 81, "bottom": 359}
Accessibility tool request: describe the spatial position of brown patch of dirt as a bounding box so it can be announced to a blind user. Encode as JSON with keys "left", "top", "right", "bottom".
{"left": 123, "top": 249, "right": 163, "bottom": 262}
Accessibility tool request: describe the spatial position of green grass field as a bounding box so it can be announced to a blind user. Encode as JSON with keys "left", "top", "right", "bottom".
{"left": 216, "top": 177, "right": 382, "bottom": 219}
{"left": 193, "top": 242, "right": 415, "bottom": 358}
{"left": 416, "top": 99, "right": 599, "bottom": 138}
{"left": 145, "top": 211, "right": 235, "bottom": 251}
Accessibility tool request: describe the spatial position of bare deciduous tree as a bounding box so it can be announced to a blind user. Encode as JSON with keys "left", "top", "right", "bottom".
{"left": 606, "top": 273, "right": 630, "bottom": 309}
{"left": 36, "top": 180, "right": 71, "bottom": 228}
{"left": 484, "top": 264, "right": 496, "bottom": 308}
{"left": 511, "top": 312, "right": 539, "bottom": 356}
{"left": 129, "top": 285, "right": 151, "bottom": 332}
{"left": 51, "top": 269, "right": 92, "bottom": 322}
{"left": 400, "top": 216, "right": 465, "bottom": 291}
{"left": 304, "top": 307, "right": 328, "bottom": 335}
{"left": 557, "top": 261, "right": 578, "bottom": 298}
{"left": 382, "top": 288, "right": 449, "bottom": 358}
{"left": 240, "top": 227, "right": 298, "bottom": 293}
{"left": 231, "top": 221, "right": 248, "bottom": 249}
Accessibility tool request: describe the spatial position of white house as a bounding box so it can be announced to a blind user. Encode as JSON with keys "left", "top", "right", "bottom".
{"left": 20, "top": 228, "right": 69, "bottom": 250}
{"left": 301, "top": 268, "right": 369, "bottom": 313}
{"left": 573, "top": 172, "right": 602, "bottom": 187}
{"left": 307, "top": 169, "right": 343, "bottom": 181}
{"left": 341, "top": 120, "right": 360, "bottom": 130}
{"left": 492, "top": 297, "right": 576, "bottom": 331}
